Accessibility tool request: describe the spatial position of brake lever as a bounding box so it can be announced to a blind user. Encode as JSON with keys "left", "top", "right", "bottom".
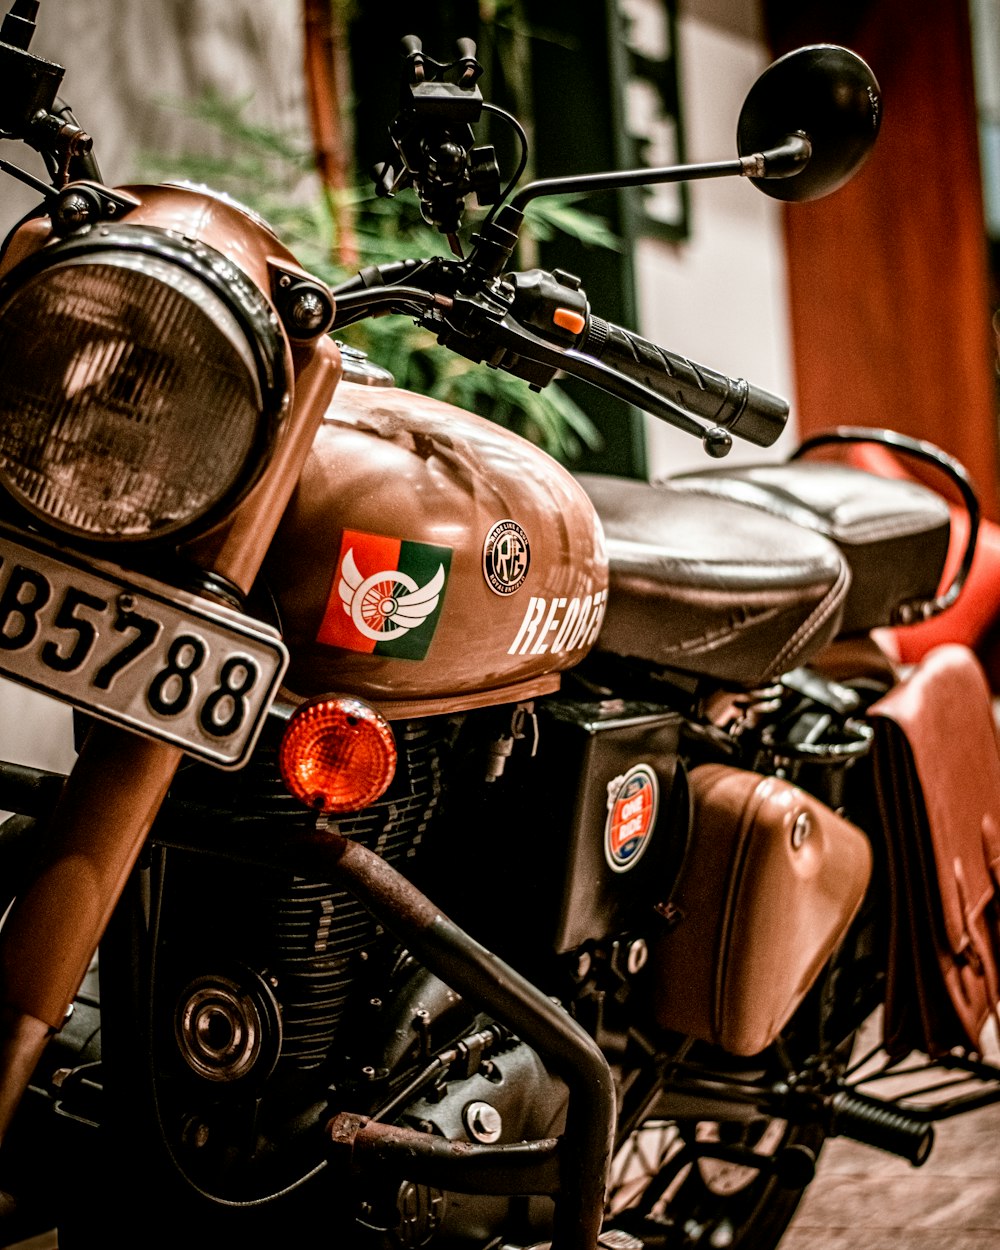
{"left": 504, "top": 319, "right": 734, "bottom": 455}
{"left": 425, "top": 290, "right": 734, "bottom": 455}
{"left": 331, "top": 246, "right": 760, "bottom": 455}
{"left": 332, "top": 276, "right": 735, "bottom": 454}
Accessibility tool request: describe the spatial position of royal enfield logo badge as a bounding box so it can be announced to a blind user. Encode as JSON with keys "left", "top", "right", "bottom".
{"left": 604, "top": 764, "right": 659, "bottom": 874}
{"left": 317, "top": 530, "right": 452, "bottom": 660}
{"left": 483, "top": 519, "right": 530, "bottom": 595}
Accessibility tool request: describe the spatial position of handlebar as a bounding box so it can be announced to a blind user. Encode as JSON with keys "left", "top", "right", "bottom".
{"left": 334, "top": 34, "right": 842, "bottom": 457}
{"left": 331, "top": 266, "right": 789, "bottom": 455}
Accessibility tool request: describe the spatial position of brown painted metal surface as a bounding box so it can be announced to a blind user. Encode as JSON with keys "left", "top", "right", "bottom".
{"left": 185, "top": 337, "right": 342, "bottom": 593}
{"left": 0, "top": 730, "right": 183, "bottom": 1034}
{"left": 265, "top": 382, "right": 609, "bottom": 711}
{"left": 0, "top": 183, "right": 305, "bottom": 287}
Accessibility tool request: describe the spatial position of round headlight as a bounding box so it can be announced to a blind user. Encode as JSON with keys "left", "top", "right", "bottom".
{"left": 0, "top": 228, "right": 287, "bottom": 542}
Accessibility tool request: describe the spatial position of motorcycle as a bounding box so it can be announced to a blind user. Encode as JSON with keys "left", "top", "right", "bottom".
{"left": 0, "top": 9, "right": 995, "bottom": 1250}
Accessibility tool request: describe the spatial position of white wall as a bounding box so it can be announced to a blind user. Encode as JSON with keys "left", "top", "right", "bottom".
{"left": 0, "top": 0, "right": 307, "bottom": 232}
{"left": 638, "top": 2, "right": 799, "bottom": 480}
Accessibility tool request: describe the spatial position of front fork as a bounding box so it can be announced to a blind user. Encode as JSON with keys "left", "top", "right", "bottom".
{"left": 0, "top": 336, "right": 342, "bottom": 1140}
{"left": 0, "top": 730, "right": 182, "bottom": 1135}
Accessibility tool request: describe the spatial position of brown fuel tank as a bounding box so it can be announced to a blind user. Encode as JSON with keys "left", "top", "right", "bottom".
{"left": 265, "top": 380, "right": 609, "bottom": 717}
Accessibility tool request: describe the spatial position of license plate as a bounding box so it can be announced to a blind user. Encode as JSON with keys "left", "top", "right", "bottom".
{"left": 0, "top": 528, "right": 288, "bottom": 768}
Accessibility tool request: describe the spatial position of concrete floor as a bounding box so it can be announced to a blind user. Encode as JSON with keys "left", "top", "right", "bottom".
{"left": 782, "top": 1100, "right": 1000, "bottom": 1250}
{"left": 783, "top": 1015, "right": 1000, "bottom": 1250}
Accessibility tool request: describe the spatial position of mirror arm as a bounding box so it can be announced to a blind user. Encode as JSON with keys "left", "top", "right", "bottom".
{"left": 510, "top": 157, "right": 744, "bottom": 210}
{"left": 510, "top": 135, "right": 813, "bottom": 210}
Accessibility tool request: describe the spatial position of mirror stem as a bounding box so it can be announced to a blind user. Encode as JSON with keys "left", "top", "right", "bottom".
{"left": 740, "top": 133, "right": 812, "bottom": 181}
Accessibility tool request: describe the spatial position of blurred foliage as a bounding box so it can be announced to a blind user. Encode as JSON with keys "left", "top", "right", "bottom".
{"left": 140, "top": 92, "right": 620, "bottom": 461}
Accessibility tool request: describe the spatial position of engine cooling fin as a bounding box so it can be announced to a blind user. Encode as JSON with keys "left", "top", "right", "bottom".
{"left": 157, "top": 714, "right": 449, "bottom": 1070}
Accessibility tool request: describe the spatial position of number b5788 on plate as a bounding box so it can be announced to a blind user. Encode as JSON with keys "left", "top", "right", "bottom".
{"left": 0, "top": 528, "right": 288, "bottom": 768}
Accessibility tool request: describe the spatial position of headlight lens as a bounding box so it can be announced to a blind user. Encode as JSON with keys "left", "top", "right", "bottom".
{"left": 0, "top": 230, "right": 287, "bottom": 542}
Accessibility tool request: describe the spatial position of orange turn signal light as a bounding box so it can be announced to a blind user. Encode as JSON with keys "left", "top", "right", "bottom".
{"left": 278, "top": 696, "right": 397, "bottom": 813}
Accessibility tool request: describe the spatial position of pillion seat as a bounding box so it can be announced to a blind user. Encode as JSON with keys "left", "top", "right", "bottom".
{"left": 577, "top": 473, "right": 850, "bottom": 688}
{"left": 666, "top": 460, "right": 951, "bottom": 635}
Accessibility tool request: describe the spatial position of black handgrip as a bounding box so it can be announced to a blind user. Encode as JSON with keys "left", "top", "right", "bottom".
{"left": 583, "top": 316, "right": 788, "bottom": 448}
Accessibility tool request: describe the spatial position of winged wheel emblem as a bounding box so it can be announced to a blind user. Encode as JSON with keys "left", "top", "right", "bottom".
{"left": 338, "top": 548, "right": 446, "bottom": 642}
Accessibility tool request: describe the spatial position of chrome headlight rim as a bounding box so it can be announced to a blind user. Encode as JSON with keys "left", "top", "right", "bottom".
{"left": 0, "top": 224, "right": 290, "bottom": 547}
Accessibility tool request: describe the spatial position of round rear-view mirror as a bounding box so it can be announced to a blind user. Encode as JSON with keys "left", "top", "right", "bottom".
{"left": 738, "top": 44, "right": 882, "bottom": 202}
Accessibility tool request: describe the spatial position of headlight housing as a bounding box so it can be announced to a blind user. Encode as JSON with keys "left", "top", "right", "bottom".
{"left": 0, "top": 226, "right": 288, "bottom": 543}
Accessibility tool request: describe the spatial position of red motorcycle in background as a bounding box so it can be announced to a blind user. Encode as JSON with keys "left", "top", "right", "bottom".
{"left": 0, "top": 6, "right": 998, "bottom": 1250}
{"left": 822, "top": 430, "right": 1000, "bottom": 683}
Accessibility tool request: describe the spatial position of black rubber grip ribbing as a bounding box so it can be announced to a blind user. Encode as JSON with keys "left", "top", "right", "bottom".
{"left": 583, "top": 316, "right": 789, "bottom": 448}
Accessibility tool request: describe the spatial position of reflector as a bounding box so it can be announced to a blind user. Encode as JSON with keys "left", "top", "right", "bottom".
{"left": 278, "top": 696, "right": 397, "bottom": 813}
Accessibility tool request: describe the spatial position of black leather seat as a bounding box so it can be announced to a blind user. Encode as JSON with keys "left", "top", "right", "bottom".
{"left": 667, "top": 461, "right": 951, "bottom": 633}
{"left": 577, "top": 473, "right": 850, "bottom": 687}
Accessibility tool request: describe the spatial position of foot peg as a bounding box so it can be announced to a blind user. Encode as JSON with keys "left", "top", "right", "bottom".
{"left": 825, "top": 1088, "right": 935, "bottom": 1165}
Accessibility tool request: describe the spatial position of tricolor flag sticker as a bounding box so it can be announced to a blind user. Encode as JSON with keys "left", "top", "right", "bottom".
{"left": 317, "top": 529, "right": 452, "bottom": 660}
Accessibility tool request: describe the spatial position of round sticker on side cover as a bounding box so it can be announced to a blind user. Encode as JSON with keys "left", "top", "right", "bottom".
{"left": 604, "top": 763, "right": 659, "bottom": 873}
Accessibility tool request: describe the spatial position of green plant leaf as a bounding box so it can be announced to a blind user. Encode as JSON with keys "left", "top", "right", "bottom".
{"left": 137, "top": 95, "right": 608, "bottom": 461}
{"left": 524, "top": 194, "right": 622, "bottom": 250}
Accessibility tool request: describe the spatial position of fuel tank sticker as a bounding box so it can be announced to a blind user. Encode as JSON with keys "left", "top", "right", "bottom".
{"left": 507, "top": 589, "right": 607, "bottom": 656}
{"left": 605, "top": 764, "right": 659, "bottom": 873}
{"left": 317, "top": 530, "right": 452, "bottom": 660}
{"left": 483, "top": 519, "right": 530, "bottom": 595}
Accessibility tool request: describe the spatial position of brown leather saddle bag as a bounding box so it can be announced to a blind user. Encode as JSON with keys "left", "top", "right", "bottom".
{"left": 649, "top": 763, "right": 872, "bottom": 1056}
{"left": 869, "top": 643, "right": 1000, "bottom": 1058}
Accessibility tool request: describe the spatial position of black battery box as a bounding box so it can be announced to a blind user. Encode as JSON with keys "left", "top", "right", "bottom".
{"left": 438, "top": 698, "right": 687, "bottom": 960}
